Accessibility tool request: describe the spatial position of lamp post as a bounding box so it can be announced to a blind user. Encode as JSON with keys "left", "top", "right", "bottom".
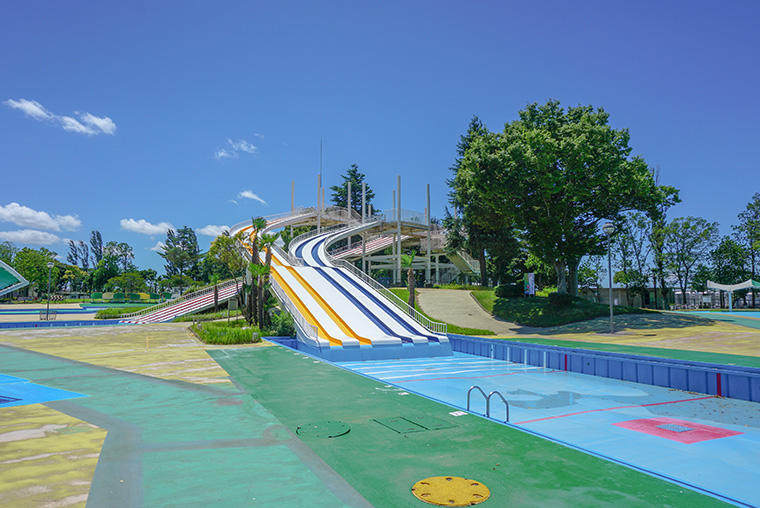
{"left": 46, "top": 261, "right": 54, "bottom": 320}
{"left": 602, "top": 222, "right": 615, "bottom": 334}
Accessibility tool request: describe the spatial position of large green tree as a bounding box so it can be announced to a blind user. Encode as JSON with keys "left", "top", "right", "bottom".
{"left": 106, "top": 271, "right": 148, "bottom": 293}
{"left": 446, "top": 116, "right": 516, "bottom": 283}
{"left": 330, "top": 164, "right": 376, "bottom": 215}
{"left": 160, "top": 226, "right": 201, "bottom": 279}
{"left": 104, "top": 241, "right": 134, "bottom": 272}
{"left": 665, "top": 216, "right": 719, "bottom": 305}
{"left": 89, "top": 230, "right": 103, "bottom": 266}
{"left": 734, "top": 192, "right": 760, "bottom": 307}
{"left": 13, "top": 247, "right": 58, "bottom": 296}
{"left": 459, "top": 101, "right": 672, "bottom": 295}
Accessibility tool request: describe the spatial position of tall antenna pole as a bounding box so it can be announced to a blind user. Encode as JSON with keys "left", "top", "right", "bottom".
{"left": 426, "top": 183, "right": 431, "bottom": 286}
{"left": 291, "top": 180, "right": 295, "bottom": 239}
{"left": 317, "top": 173, "right": 321, "bottom": 234}
{"left": 347, "top": 180, "right": 352, "bottom": 248}
{"left": 362, "top": 181, "right": 367, "bottom": 272}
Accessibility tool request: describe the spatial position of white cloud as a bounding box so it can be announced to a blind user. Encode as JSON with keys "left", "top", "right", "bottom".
{"left": 78, "top": 112, "right": 116, "bottom": 135}
{"left": 60, "top": 115, "right": 96, "bottom": 135}
{"left": 0, "top": 229, "right": 61, "bottom": 245}
{"left": 238, "top": 190, "right": 268, "bottom": 206}
{"left": 228, "top": 199, "right": 239, "bottom": 206}
{"left": 4, "top": 98, "right": 116, "bottom": 136}
{"left": 120, "top": 218, "right": 174, "bottom": 235}
{"left": 3, "top": 98, "right": 54, "bottom": 121}
{"left": 197, "top": 224, "right": 230, "bottom": 237}
{"left": 0, "top": 202, "right": 81, "bottom": 231}
{"left": 215, "top": 148, "right": 234, "bottom": 159}
{"left": 150, "top": 241, "right": 166, "bottom": 252}
{"left": 253, "top": 132, "right": 264, "bottom": 139}
{"left": 214, "top": 138, "right": 258, "bottom": 159}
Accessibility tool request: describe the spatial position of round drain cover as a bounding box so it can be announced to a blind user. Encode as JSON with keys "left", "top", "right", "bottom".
{"left": 412, "top": 476, "right": 490, "bottom": 506}
{"left": 296, "top": 420, "right": 350, "bottom": 438}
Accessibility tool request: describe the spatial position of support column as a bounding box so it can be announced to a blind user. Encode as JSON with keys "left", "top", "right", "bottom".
{"left": 396, "top": 175, "right": 402, "bottom": 286}
{"left": 361, "top": 181, "right": 367, "bottom": 271}
{"left": 425, "top": 183, "right": 431, "bottom": 286}
{"left": 392, "top": 189, "right": 397, "bottom": 284}
{"left": 290, "top": 180, "right": 294, "bottom": 239}
{"left": 435, "top": 255, "right": 440, "bottom": 285}
{"left": 347, "top": 180, "right": 352, "bottom": 248}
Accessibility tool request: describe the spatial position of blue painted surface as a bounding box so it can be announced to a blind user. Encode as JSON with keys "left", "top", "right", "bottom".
{"left": 0, "top": 374, "right": 85, "bottom": 408}
{"left": 448, "top": 334, "right": 760, "bottom": 402}
{"left": 337, "top": 352, "right": 760, "bottom": 507}
{"left": 0, "top": 319, "right": 127, "bottom": 329}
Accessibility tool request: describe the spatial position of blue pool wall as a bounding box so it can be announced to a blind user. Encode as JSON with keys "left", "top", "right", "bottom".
{"left": 0, "top": 319, "right": 125, "bottom": 330}
{"left": 448, "top": 334, "right": 760, "bottom": 403}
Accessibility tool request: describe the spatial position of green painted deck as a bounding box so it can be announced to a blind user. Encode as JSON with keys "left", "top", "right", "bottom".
{"left": 210, "top": 345, "right": 726, "bottom": 507}
{"left": 0, "top": 344, "right": 366, "bottom": 507}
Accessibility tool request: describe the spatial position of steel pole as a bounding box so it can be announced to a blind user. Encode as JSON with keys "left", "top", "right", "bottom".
{"left": 608, "top": 245, "right": 614, "bottom": 333}
{"left": 46, "top": 264, "right": 51, "bottom": 320}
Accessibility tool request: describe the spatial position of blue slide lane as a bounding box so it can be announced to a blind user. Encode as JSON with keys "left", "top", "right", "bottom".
{"left": 298, "top": 236, "right": 441, "bottom": 343}
{"left": 294, "top": 238, "right": 413, "bottom": 343}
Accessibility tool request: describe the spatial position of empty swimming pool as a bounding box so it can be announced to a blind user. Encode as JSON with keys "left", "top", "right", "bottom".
{"left": 338, "top": 352, "right": 760, "bottom": 506}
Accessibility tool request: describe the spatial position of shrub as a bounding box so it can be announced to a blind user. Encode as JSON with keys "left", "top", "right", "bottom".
{"left": 191, "top": 320, "right": 261, "bottom": 344}
{"left": 268, "top": 311, "right": 295, "bottom": 337}
{"left": 548, "top": 292, "right": 573, "bottom": 307}
{"left": 495, "top": 284, "right": 523, "bottom": 298}
{"left": 95, "top": 306, "right": 146, "bottom": 319}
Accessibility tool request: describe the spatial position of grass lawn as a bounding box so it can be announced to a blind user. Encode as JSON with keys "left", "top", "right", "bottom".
{"left": 94, "top": 306, "right": 146, "bottom": 319}
{"left": 190, "top": 319, "right": 263, "bottom": 345}
{"left": 471, "top": 289, "right": 647, "bottom": 327}
{"left": 389, "top": 287, "right": 495, "bottom": 335}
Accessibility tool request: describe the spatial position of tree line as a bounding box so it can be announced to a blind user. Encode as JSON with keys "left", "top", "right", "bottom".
{"left": 446, "top": 101, "right": 760, "bottom": 307}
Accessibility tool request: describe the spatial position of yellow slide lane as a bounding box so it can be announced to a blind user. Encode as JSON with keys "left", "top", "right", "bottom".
{"left": 271, "top": 254, "right": 373, "bottom": 345}
{"left": 238, "top": 225, "right": 345, "bottom": 346}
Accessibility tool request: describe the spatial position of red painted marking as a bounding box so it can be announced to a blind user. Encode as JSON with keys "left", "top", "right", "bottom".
{"left": 564, "top": 355, "right": 567, "bottom": 371}
{"left": 394, "top": 369, "right": 559, "bottom": 383}
{"left": 613, "top": 417, "right": 742, "bottom": 444}
{"left": 716, "top": 372, "right": 722, "bottom": 397}
{"left": 515, "top": 395, "right": 715, "bottom": 425}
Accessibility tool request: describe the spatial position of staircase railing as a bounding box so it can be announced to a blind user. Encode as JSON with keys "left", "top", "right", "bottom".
{"left": 120, "top": 278, "right": 240, "bottom": 319}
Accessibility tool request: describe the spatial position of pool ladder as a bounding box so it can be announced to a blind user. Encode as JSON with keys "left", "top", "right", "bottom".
{"left": 466, "top": 385, "right": 509, "bottom": 422}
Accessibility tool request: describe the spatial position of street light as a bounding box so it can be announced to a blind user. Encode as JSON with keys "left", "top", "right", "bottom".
{"left": 46, "top": 261, "right": 54, "bottom": 320}
{"left": 602, "top": 222, "right": 615, "bottom": 334}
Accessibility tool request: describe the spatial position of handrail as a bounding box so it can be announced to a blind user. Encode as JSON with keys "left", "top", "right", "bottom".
{"left": 271, "top": 243, "right": 304, "bottom": 267}
{"left": 269, "top": 274, "right": 321, "bottom": 350}
{"left": 120, "top": 278, "right": 239, "bottom": 319}
{"left": 466, "top": 385, "right": 487, "bottom": 412}
{"left": 466, "top": 385, "right": 509, "bottom": 422}
{"left": 229, "top": 208, "right": 314, "bottom": 235}
{"left": 320, "top": 225, "right": 447, "bottom": 335}
{"left": 329, "top": 257, "right": 447, "bottom": 335}
{"left": 289, "top": 223, "right": 353, "bottom": 255}
{"left": 487, "top": 391, "right": 510, "bottom": 422}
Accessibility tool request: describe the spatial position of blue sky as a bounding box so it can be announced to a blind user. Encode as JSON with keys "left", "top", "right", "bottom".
{"left": 1, "top": 1, "right": 758, "bottom": 271}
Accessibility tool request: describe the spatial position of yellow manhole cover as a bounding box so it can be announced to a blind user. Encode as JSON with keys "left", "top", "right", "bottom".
{"left": 412, "top": 476, "right": 490, "bottom": 506}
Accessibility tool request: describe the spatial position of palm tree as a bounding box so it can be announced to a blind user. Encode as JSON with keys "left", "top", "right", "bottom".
{"left": 401, "top": 250, "right": 417, "bottom": 311}
{"left": 258, "top": 233, "right": 279, "bottom": 327}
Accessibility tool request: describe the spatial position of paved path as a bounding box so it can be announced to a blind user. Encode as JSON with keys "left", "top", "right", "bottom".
{"left": 417, "top": 288, "right": 521, "bottom": 335}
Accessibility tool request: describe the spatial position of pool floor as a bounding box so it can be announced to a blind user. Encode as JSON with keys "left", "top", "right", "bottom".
{"left": 338, "top": 352, "right": 760, "bottom": 506}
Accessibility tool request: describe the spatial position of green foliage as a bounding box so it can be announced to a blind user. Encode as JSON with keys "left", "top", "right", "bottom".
{"left": 191, "top": 320, "right": 262, "bottom": 345}
{"left": 173, "top": 309, "right": 242, "bottom": 322}
{"left": 12, "top": 247, "right": 58, "bottom": 294}
{"left": 89, "top": 256, "right": 120, "bottom": 291}
{"left": 458, "top": 101, "right": 677, "bottom": 296}
{"left": 665, "top": 216, "right": 719, "bottom": 304}
{"left": 161, "top": 226, "right": 201, "bottom": 279}
{"left": 710, "top": 236, "right": 747, "bottom": 285}
{"left": 207, "top": 231, "right": 246, "bottom": 281}
{"left": 490, "top": 295, "right": 645, "bottom": 327}
{"left": 104, "top": 241, "right": 135, "bottom": 271}
{"left": 0, "top": 241, "right": 17, "bottom": 265}
{"left": 95, "top": 306, "right": 145, "bottom": 319}
{"left": 269, "top": 310, "right": 296, "bottom": 337}
{"left": 330, "top": 164, "right": 376, "bottom": 215}
{"left": 105, "top": 271, "right": 148, "bottom": 293}
{"left": 495, "top": 284, "right": 522, "bottom": 298}
{"left": 548, "top": 292, "right": 573, "bottom": 307}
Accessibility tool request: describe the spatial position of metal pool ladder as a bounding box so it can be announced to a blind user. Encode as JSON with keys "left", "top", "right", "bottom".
{"left": 466, "top": 385, "right": 510, "bottom": 422}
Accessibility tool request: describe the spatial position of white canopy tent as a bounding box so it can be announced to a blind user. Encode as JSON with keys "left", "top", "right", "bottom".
{"left": 706, "top": 279, "right": 760, "bottom": 311}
